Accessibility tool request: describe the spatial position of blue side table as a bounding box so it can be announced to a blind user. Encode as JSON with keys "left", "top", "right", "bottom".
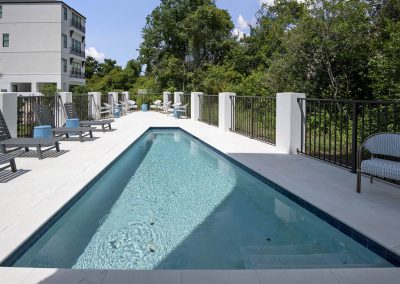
{"left": 174, "top": 108, "right": 182, "bottom": 119}
{"left": 66, "top": 118, "right": 80, "bottom": 128}
{"left": 141, "top": 104, "right": 148, "bottom": 112}
{"left": 114, "top": 109, "right": 121, "bottom": 118}
{"left": 33, "top": 125, "right": 52, "bottom": 139}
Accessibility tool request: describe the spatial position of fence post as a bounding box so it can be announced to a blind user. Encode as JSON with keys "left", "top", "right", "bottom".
{"left": 163, "top": 91, "right": 171, "bottom": 106}
{"left": 351, "top": 102, "right": 358, "bottom": 172}
{"left": 108, "top": 92, "right": 118, "bottom": 105}
{"left": 0, "top": 93, "right": 18, "bottom": 137}
{"left": 58, "top": 92, "right": 72, "bottom": 126}
{"left": 276, "top": 92, "right": 306, "bottom": 154}
{"left": 174, "top": 92, "right": 183, "bottom": 105}
{"left": 191, "top": 92, "right": 202, "bottom": 122}
{"left": 122, "top": 91, "right": 130, "bottom": 102}
{"left": 88, "top": 92, "right": 101, "bottom": 120}
{"left": 219, "top": 92, "right": 236, "bottom": 132}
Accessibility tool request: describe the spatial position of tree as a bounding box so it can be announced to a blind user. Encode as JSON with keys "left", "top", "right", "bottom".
{"left": 85, "top": 56, "right": 99, "bottom": 79}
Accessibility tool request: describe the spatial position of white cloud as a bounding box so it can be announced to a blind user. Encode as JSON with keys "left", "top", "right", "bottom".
{"left": 232, "top": 28, "right": 245, "bottom": 40}
{"left": 238, "top": 14, "right": 250, "bottom": 31}
{"left": 85, "top": 47, "right": 105, "bottom": 62}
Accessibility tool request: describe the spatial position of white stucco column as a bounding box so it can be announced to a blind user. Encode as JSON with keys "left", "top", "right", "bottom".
{"left": 174, "top": 92, "right": 183, "bottom": 105}
{"left": 0, "top": 93, "right": 18, "bottom": 138}
{"left": 58, "top": 92, "right": 72, "bottom": 125}
{"left": 89, "top": 92, "right": 102, "bottom": 120}
{"left": 122, "top": 91, "right": 130, "bottom": 102}
{"left": 108, "top": 92, "right": 118, "bottom": 105}
{"left": 58, "top": 92, "right": 72, "bottom": 104}
{"left": 276, "top": 92, "right": 306, "bottom": 154}
{"left": 163, "top": 91, "right": 171, "bottom": 105}
{"left": 219, "top": 92, "right": 236, "bottom": 132}
{"left": 191, "top": 92, "right": 203, "bottom": 122}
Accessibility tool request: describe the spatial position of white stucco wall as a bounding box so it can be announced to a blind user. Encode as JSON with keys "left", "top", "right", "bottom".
{"left": 0, "top": 3, "right": 85, "bottom": 93}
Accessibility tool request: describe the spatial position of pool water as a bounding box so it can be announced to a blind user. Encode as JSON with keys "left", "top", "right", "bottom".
{"left": 11, "top": 130, "right": 392, "bottom": 269}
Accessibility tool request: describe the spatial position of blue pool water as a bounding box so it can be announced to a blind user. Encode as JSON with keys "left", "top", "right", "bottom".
{"left": 9, "top": 130, "right": 393, "bottom": 269}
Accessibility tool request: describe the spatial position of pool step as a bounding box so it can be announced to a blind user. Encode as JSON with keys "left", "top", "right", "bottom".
{"left": 243, "top": 252, "right": 388, "bottom": 269}
{"left": 240, "top": 243, "right": 335, "bottom": 256}
{"left": 240, "top": 244, "right": 388, "bottom": 269}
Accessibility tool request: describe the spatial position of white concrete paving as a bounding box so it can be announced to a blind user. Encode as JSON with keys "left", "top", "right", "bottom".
{"left": 0, "top": 111, "right": 399, "bottom": 283}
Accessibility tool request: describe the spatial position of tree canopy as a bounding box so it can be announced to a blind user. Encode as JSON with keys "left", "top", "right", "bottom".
{"left": 80, "top": 0, "right": 400, "bottom": 100}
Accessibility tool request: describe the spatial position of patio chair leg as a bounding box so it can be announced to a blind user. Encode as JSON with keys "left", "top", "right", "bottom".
{"left": 10, "top": 159, "right": 17, "bottom": 173}
{"left": 370, "top": 176, "right": 374, "bottom": 184}
{"left": 108, "top": 123, "right": 112, "bottom": 130}
{"left": 102, "top": 124, "right": 105, "bottom": 132}
{"left": 36, "top": 146, "right": 43, "bottom": 160}
{"left": 356, "top": 170, "right": 362, "bottom": 193}
{"left": 89, "top": 130, "right": 93, "bottom": 138}
{"left": 55, "top": 142, "right": 60, "bottom": 152}
{"left": 79, "top": 132, "right": 83, "bottom": 142}
{"left": 24, "top": 147, "right": 29, "bottom": 152}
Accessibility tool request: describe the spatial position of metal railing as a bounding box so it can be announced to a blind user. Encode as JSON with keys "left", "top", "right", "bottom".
{"left": 70, "top": 20, "right": 86, "bottom": 33}
{"left": 179, "top": 93, "right": 191, "bottom": 118}
{"left": 199, "top": 94, "right": 219, "bottom": 126}
{"left": 70, "top": 47, "right": 85, "bottom": 58}
{"left": 70, "top": 70, "right": 85, "bottom": 79}
{"left": 297, "top": 98, "right": 400, "bottom": 172}
{"left": 231, "top": 96, "right": 276, "bottom": 145}
{"left": 17, "top": 95, "right": 64, "bottom": 138}
{"left": 72, "top": 94, "right": 93, "bottom": 121}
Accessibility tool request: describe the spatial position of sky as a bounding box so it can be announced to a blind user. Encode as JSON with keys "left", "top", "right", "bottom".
{"left": 64, "top": 0, "right": 269, "bottom": 66}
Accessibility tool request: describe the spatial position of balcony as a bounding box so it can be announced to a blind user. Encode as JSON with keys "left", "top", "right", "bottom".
{"left": 70, "top": 70, "right": 85, "bottom": 79}
{"left": 70, "top": 20, "right": 86, "bottom": 33}
{"left": 70, "top": 47, "right": 85, "bottom": 58}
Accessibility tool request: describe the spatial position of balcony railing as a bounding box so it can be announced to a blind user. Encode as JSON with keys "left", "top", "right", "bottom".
{"left": 70, "top": 20, "right": 86, "bottom": 33}
{"left": 70, "top": 70, "right": 85, "bottom": 79}
{"left": 70, "top": 47, "right": 85, "bottom": 58}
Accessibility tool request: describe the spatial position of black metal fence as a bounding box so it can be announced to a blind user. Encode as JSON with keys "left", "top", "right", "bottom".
{"left": 297, "top": 98, "right": 400, "bottom": 171}
{"left": 101, "top": 94, "right": 109, "bottom": 106}
{"left": 230, "top": 96, "right": 276, "bottom": 145}
{"left": 17, "top": 95, "right": 64, "bottom": 138}
{"left": 72, "top": 94, "right": 93, "bottom": 121}
{"left": 199, "top": 95, "right": 219, "bottom": 126}
{"left": 180, "top": 93, "right": 191, "bottom": 118}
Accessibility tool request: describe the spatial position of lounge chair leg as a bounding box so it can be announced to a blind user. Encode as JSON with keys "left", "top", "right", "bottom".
{"left": 37, "top": 146, "right": 43, "bottom": 160}
{"left": 108, "top": 123, "right": 112, "bottom": 130}
{"left": 89, "top": 130, "right": 93, "bottom": 138}
{"left": 10, "top": 159, "right": 17, "bottom": 173}
{"left": 79, "top": 132, "right": 83, "bottom": 142}
{"left": 370, "top": 176, "right": 374, "bottom": 184}
{"left": 102, "top": 124, "right": 105, "bottom": 132}
{"left": 356, "top": 170, "right": 362, "bottom": 193}
{"left": 55, "top": 142, "right": 60, "bottom": 152}
{"left": 24, "top": 147, "right": 29, "bottom": 152}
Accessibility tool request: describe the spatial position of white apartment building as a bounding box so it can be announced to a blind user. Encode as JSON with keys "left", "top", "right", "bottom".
{"left": 0, "top": 0, "right": 86, "bottom": 93}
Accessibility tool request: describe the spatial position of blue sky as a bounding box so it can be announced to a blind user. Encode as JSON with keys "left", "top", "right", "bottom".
{"left": 64, "top": 0, "right": 265, "bottom": 66}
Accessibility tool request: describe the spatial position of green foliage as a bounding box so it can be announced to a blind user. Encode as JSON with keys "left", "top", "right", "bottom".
{"left": 39, "top": 83, "right": 58, "bottom": 96}
{"left": 80, "top": 0, "right": 400, "bottom": 99}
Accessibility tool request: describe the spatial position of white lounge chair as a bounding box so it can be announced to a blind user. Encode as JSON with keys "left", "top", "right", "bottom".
{"left": 150, "top": 100, "right": 162, "bottom": 111}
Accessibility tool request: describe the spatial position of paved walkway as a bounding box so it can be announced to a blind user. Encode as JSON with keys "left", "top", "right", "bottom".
{"left": 0, "top": 112, "right": 399, "bottom": 283}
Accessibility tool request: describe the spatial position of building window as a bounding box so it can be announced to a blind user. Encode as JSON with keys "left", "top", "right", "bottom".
{"left": 3, "top": 34, "right": 9, "bottom": 47}
{"left": 0, "top": 6, "right": 3, "bottom": 19}
{"left": 63, "top": 7, "right": 67, "bottom": 21}
{"left": 62, "top": 59, "right": 67, "bottom": 73}
{"left": 62, "top": 34, "right": 67, "bottom": 48}
{"left": 72, "top": 38, "right": 81, "bottom": 51}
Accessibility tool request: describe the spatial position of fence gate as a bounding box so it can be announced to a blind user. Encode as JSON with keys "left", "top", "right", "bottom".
{"left": 198, "top": 94, "right": 219, "bottom": 126}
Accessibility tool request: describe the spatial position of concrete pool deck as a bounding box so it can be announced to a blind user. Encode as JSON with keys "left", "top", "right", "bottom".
{"left": 0, "top": 111, "right": 399, "bottom": 283}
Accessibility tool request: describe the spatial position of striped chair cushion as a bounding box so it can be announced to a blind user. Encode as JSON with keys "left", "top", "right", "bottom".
{"left": 361, "top": 158, "right": 400, "bottom": 181}
{"left": 364, "top": 133, "right": 400, "bottom": 157}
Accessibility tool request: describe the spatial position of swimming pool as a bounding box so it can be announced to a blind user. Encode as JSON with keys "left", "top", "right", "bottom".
{"left": 2, "top": 129, "right": 397, "bottom": 269}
